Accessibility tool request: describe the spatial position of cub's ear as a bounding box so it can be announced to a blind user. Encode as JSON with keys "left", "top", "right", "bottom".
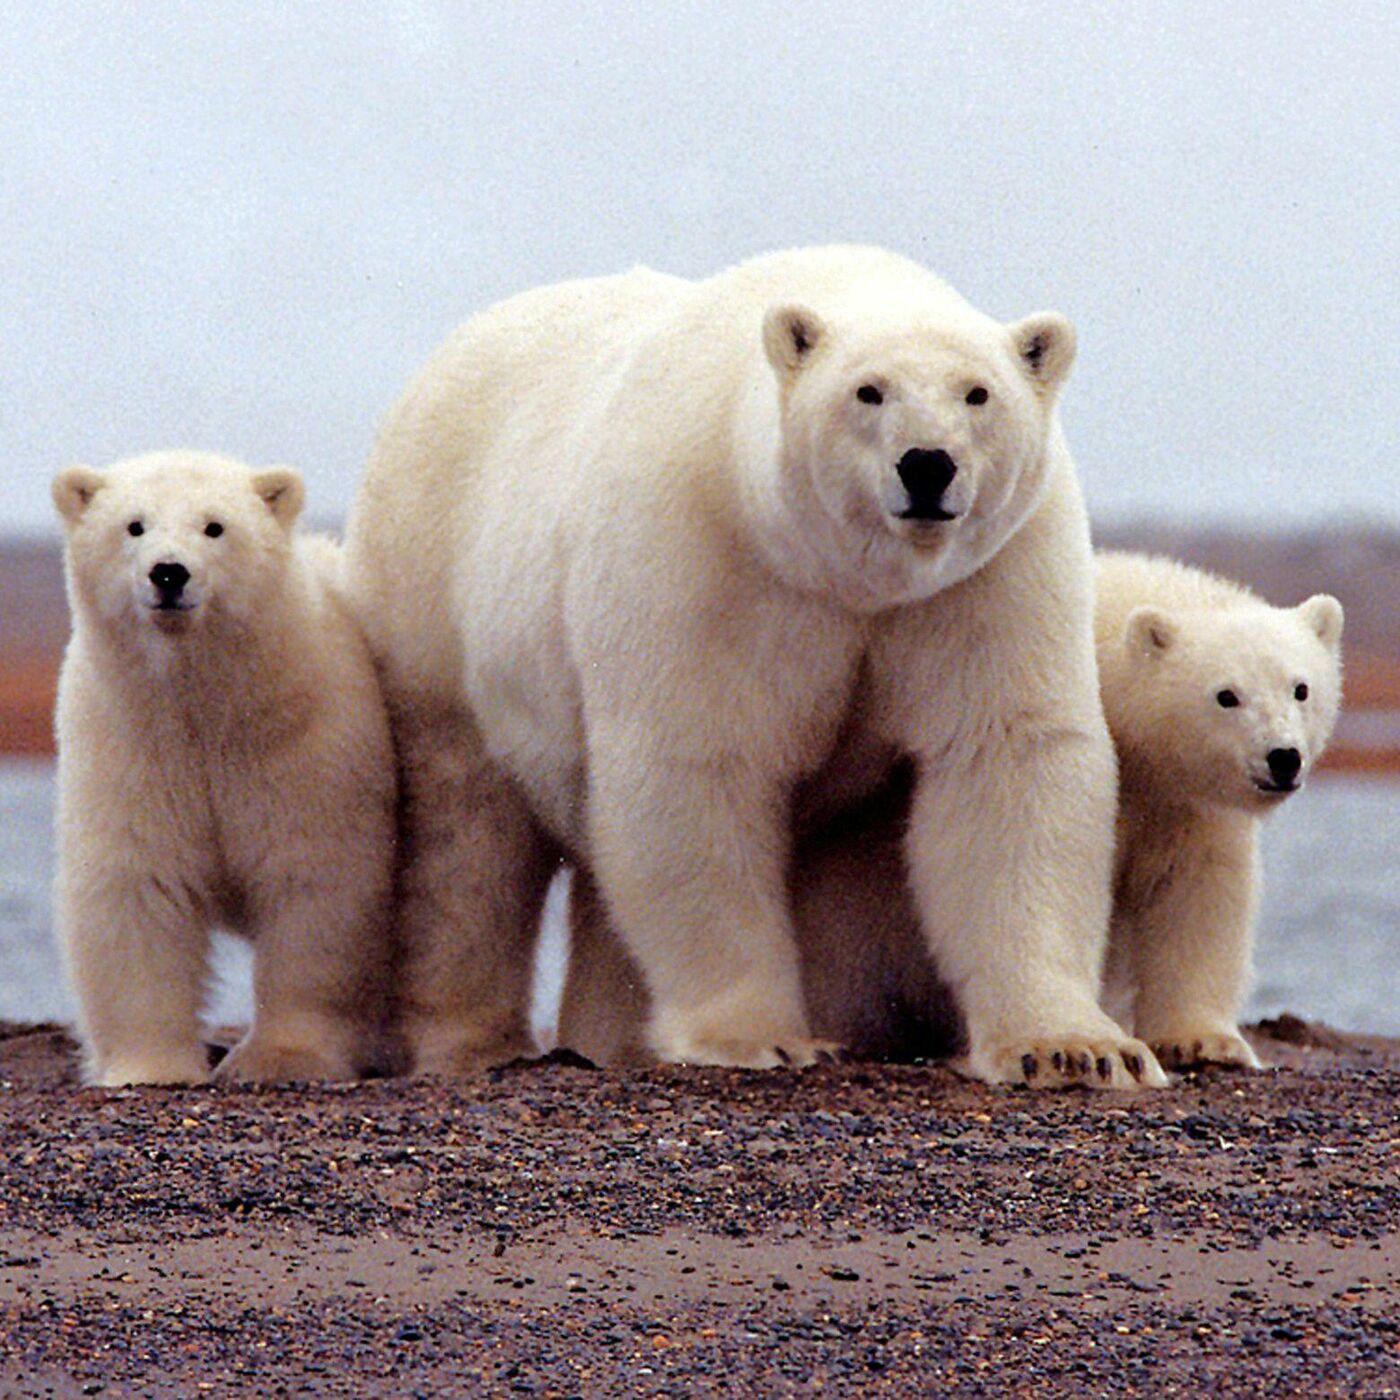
{"left": 763, "top": 303, "right": 828, "bottom": 382}
{"left": 1008, "top": 312, "right": 1076, "bottom": 396}
{"left": 1297, "top": 594, "right": 1343, "bottom": 651}
{"left": 251, "top": 467, "right": 305, "bottom": 528}
{"left": 52, "top": 466, "right": 106, "bottom": 524}
{"left": 1126, "top": 606, "right": 1177, "bottom": 658}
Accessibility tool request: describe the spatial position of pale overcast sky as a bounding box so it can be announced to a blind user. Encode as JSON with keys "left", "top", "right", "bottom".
{"left": 2, "top": 1, "right": 1397, "bottom": 535}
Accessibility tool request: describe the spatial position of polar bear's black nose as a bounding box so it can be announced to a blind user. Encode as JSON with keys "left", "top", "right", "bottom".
{"left": 896, "top": 448, "right": 958, "bottom": 521}
{"left": 149, "top": 561, "right": 190, "bottom": 596}
{"left": 1267, "top": 747, "right": 1302, "bottom": 787}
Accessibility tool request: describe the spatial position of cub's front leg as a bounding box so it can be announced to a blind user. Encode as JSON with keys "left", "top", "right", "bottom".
{"left": 1116, "top": 812, "right": 1263, "bottom": 1071}
{"left": 58, "top": 860, "right": 212, "bottom": 1087}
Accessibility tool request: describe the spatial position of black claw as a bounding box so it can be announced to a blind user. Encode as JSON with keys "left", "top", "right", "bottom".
{"left": 1125, "top": 1053, "right": 1143, "bottom": 1080}
{"left": 1051, "top": 1051, "right": 1065, "bottom": 1073}
{"left": 774, "top": 1046, "right": 792, "bottom": 1066}
{"left": 1021, "top": 1053, "right": 1038, "bottom": 1080}
{"left": 1077, "top": 1052, "right": 1093, "bottom": 1077}
{"left": 1096, "top": 1056, "right": 1112, "bottom": 1081}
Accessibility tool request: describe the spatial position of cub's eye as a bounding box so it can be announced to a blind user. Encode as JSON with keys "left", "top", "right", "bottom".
{"left": 856, "top": 384, "right": 883, "bottom": 405}
{"left": 204, "top": 521, "right": 224, "bottom": 538}
{"left": 127, "top": 521, "right": 144, "bottom": 537}
{"left": 1294, "top": 682, "right": 1309, "bottom": 702}
{"left": 1216, "top": 689, "right": 1240, "bottom": 708}
{"left": 965, "top": 385, "right": 989, "bottom": 406}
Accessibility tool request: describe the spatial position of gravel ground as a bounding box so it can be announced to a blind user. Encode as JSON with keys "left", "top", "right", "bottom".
{"left": 1, "top": 1016, "right": 1397, "bottom": 1397}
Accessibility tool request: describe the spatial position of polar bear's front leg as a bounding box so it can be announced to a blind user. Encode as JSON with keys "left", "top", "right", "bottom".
{"left": 587, "top": 749, "right": 834, "bottom": 1069}
{"left": 58, "top": 865, "right": 211, "bottom": 1087}
{"left": 1120, "top": 815, "right": 1262, "bottom": 1071}
{"left": 904, "top": 735, "right": 1168, "bottom": 1090}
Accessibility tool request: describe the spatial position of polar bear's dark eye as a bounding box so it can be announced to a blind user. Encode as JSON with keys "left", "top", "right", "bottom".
{"left": 856, "top": 384, "right": 883, "bottom": 405}
{"left": 965, "top": 386, "right": 989, "bottom": 406}
{"left": 204, "top": 521, "right": 224, "bottom": 538}
{"left": 1216, "top": 689, "right": 1240, "bottom": 708}
{"left": 127, "top": 521, "right": 144, "bottom": 537}
{"left": 1294, "top": 682, "right": 1309, "bottom": 702}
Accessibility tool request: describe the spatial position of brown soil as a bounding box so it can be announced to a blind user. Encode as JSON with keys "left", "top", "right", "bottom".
{"left": 1, "top": 1019, "right": 1397, "bottom": 1396}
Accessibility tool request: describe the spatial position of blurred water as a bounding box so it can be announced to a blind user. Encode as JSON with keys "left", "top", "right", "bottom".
{"left": 3, "top": 758, "right": 1396, "bottom": 1036}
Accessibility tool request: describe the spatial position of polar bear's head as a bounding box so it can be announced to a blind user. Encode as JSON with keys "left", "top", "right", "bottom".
{"left": 760, "top": 297, "right": 1075, "bottom": 607}
{"left": 1123, "top": 595, "right": 1344, "bottom": 809}
{"left": 53, "top": 451, "right": 305, "bottom": 640}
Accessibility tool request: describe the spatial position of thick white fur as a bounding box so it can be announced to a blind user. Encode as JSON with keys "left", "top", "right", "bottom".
{"left": 1096, "top": 551, "right": 1343, "bottom": 1069}
{"left": 348, "top": 245, "right": 1162, "bottom": 1087}
{"left": 53, "top": 451, "right": 396, "bottom": 1086}
{"left": 588, "top": 552, "right": 1342, "bottom": 1077}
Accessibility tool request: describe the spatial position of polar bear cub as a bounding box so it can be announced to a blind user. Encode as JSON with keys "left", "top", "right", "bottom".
{"left": 349, "top": 245, "right": 1163, "bottom": 1089}
{"left": 1096, "top": 552, "right": 1343, "bottom": 1069}
{"left": 52, "top": 451, "right": 396, "bottom": 1086}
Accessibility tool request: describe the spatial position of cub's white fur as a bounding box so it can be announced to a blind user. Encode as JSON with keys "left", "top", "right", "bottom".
{"left": 348, "top": 245, "right": 1163, "bottom": 1088}
{"left": 1096, "top": 551, "right": 1343, "bottom": 1068}
{"left": 53, "top": 451, "right": 396, "bottom": 1086}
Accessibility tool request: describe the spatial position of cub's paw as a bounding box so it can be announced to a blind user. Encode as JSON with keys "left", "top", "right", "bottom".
{"left": 655, "top": 1030, "right": 848, "bottom": 1070}
{"left": 963, "top": 1034, "right": 1168, "bottom": 1091}
{"left": 1149, "top": 1030, "right": 1262, "bottom": 1072}
{"left": 214, "top": 1037, "right": 358, "bottom": 1085}
{"left": 90, "top": 1049, "right": 209, "bottom": 1088}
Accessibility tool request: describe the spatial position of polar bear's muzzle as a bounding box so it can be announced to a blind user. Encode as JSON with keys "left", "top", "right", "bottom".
{"left": 894, "top": 447, "right": 960, "bottom": 524}
{"left": 1253, "top": 745, "right": 1303, "bottom": 796}
{"left": 146, "top": 560, "right": 196, "bottom": 613}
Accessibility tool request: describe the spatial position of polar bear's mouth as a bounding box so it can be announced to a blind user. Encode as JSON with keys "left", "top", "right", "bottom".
{"left": 1253, "top": 777, "right": 1299, "bottom": 796}
{"left": 147, "top": 599, "right": 198, "bottom": 631}
{"left": 897, "top": 505, "right": 960, "bottom": 524}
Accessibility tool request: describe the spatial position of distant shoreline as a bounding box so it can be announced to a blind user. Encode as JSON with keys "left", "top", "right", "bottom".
{"left": 5, "top": 527, "right": 1399, "bottom": 767}
{"left": 9, "top": 654, "right": 1400, "bottom": 769}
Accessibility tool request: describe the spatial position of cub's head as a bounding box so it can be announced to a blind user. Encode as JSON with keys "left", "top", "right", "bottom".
{"left": 53, "top": 452, "right": 305, "bottom": 638}
{"left": 1124, "top": 595, "right": 1344, "bottom": 810}
{"left": 761, "top": 298, "right": 1075, "bottom": 606}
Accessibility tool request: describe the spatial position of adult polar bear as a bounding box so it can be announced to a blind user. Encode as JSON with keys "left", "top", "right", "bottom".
{"left": 347, "top": 246, "right": 1165, "bottom": 1088}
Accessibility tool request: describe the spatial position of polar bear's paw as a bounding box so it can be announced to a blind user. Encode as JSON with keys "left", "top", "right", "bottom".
{"left": 214, "top": 1035, "right": 359, "bottom": 1085}
{"left": 89, "top": 1048, "right": 210, "bottom": 1088}
{"left": 655, "top": 1029, "right": 848, "bottom": 1070}
{"left": 962, "top": 1034, "right": 1168, "bottom": 1091}
{"left": 1149, "top": 1029, "right": 1261, "bottom": 1072}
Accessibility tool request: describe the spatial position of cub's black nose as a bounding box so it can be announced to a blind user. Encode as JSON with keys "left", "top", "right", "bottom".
{"left": 1267, "top": 747, "right": 1302, "bottom": 786}
{"left": 896, "top": 448, "right": 958, "bottom": 521}
{"left": 149, "top": 561, "right": 190, "bottom": 595}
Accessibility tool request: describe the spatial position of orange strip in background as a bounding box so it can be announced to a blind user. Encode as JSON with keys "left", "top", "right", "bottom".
{"left": 2, "top": 657, "right": 1399, "bottom": 769}
{"left": 0, "top": 660, "right": 58, "bottom": 756}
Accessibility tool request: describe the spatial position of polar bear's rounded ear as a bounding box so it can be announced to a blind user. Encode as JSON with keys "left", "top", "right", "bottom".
{"left": 1008, "top": 312, "right": 1076, "bottom": 396}
{"left": 52, "top": 466, "right": 106, "bottom": 524}
{"left": 251, "top": 467, "right": 305, "bottom": 528}
{"left": 763, "top": 303, "right": 827, "bottom": 382}
{"left": 1126, "top": 606, "right": 1177, "bottom": 658}
{"left": 1297, "top": 594, "right": 1343, "bottom": 652}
